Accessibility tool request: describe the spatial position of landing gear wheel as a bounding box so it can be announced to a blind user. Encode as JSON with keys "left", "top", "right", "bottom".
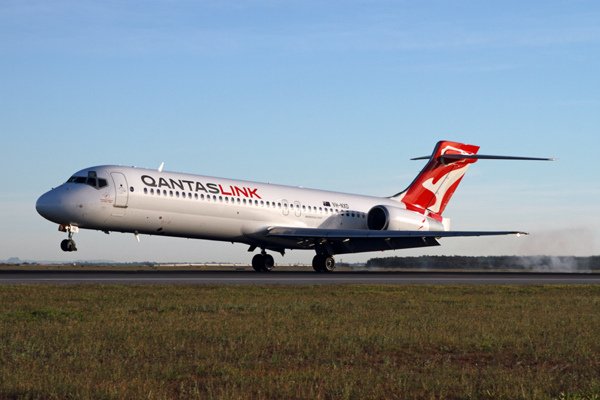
{"left": 252, "top": 254, "right": 265, "bottom": 271}
{"left": 323, "top": 256, "right": 335, "bottom": 272}
{"left": 263, "top": 254, "right": 275, "bottom": 271}
{"left": 60, "top": 239, "right": 77, "bottom": 252}
{"left": 312, "top": 255, "right": 324, "bottom": 272}
{"left": 67, "top": 239, "right": 77, "bottom": 252}
{"left": 312, "top": 255, "right": 335, "bottom": 272}
{"left": 252, "top": 253, "right": 276, "bottom": 272}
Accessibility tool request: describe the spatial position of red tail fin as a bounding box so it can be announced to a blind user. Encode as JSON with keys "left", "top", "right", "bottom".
{"left": 392, "top": 141, "right": 480, "bottom": 217}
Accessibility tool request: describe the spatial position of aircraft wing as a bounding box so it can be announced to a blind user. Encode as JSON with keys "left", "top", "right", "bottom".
{"left": 265, "top": 227, "right": 527, "bottom": 255}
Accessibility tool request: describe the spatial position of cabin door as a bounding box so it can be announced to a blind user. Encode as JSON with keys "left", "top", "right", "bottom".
{"left": 111, "top": 172, "right": 129, "bottom": 208}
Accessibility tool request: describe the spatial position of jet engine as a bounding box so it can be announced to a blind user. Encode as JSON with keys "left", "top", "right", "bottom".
{"left": 366, "top": 205, "right": 446, "bottom": 232}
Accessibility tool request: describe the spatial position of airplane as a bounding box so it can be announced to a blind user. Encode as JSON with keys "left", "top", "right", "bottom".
{"left": 36, "top": 140, "right": 553, "bottom": 272}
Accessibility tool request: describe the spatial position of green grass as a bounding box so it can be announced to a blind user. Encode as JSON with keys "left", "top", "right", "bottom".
{"left": 0, "top": 284, "right": 599, "bottom": 399}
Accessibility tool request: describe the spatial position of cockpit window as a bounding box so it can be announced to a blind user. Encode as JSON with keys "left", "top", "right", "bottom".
{"left": 67, "top": 175, "right": 108, "bottom": 189}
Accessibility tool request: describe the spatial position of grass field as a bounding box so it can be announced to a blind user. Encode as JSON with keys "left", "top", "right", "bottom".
{"left": 0, "top": 284, "right": 599, "bottom": 399}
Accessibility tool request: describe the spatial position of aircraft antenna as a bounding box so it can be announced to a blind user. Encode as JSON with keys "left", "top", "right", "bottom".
{"left": 158, "top": 162, "right": 164, "bottom": 172}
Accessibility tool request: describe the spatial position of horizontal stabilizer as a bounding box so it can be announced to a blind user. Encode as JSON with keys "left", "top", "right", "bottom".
{"left": 412, "top": 154, "right": 555, "bottom": 161}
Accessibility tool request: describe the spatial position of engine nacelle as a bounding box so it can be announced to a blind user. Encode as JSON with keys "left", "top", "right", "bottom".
{"left": 366, "top": 205, "right": 445, "bottom": 231}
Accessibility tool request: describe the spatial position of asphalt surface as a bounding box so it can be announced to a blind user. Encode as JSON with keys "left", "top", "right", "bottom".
{"left": 1, "top": 270, "right": 599, "bottom": 285}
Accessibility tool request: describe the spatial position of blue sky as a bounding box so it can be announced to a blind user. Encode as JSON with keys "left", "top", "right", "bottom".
{"left": 1, "top": 0, "right": 599, "bottom": 263}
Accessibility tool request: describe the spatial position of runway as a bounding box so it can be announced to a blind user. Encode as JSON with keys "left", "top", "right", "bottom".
{"left": 1, "top": 270, "right": 599, "bottom": 285}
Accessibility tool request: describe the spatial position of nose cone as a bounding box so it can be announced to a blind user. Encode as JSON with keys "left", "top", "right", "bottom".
{"left": 36, "top": 190, "right": 60, "bottom": 223}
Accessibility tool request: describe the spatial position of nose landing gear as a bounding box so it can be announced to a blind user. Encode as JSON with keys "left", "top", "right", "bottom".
{"left": 59, "top": 225, "right": 78, "bottom": 252}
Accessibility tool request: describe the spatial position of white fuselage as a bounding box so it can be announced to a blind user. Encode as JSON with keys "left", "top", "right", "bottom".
{"left": 36, "top": 165, "right": 439, "bottom": 251}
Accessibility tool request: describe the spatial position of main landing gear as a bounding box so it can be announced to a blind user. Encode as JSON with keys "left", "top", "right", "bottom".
{"left": 252, "top": 250, "right": 275, "bottom": 272}
{"left": 248, "top": 247, "right": 335, "bottom": 273}
{"left": 59, "top": 226, "right": 77, "bottom": 252}
{"left": 312, "top": 254, "right": 335, "bottom": 272}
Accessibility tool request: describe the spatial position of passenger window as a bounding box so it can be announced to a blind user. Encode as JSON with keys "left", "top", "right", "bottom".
{"left": 176, "top": 191, "right": 180, "bottom": 198}
{"left": 319, "top": 207, "right": 322, "bottom": 212}
{"left": 150, "top": 189, "right": 154, "bottom": 195}
{"left": 243, "top": 199, "right": 247, "bottom": 205}
{"left": 144, "top": 188, "right": 148, "bottom": 194}
{"left": 261, "top": 201, "right": 264, "bottom": 206}
{"left": 157, "top": 189, "right": 160, "bottom": 196}
{"left": 302, "top": 205, "right": 306, "bottom": 211}
{"left": 225, "top": 197, "right": 229, "bottom": 203}
{"left": 170, "top": 190, "right": 173, "bottom": 197}
{"left": 219, "top": 196, "right": 223, "bottom": 202}
{"left": 255, "top": 200, "right": 259, "bottom": 206}
{"left": 237, "top": 198, "right": 241, "bottom": 204}
{"left": 195, "top": 193, "right": 198, "bottom": 200}
{"left": 201, "top": 194, "right": 205, "bottom": 200}
{"left": 278, "top": 202, "right": 281, "bottom": 208}
{"left": 163, "top": 190, "right": 167, "bottom": 196}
